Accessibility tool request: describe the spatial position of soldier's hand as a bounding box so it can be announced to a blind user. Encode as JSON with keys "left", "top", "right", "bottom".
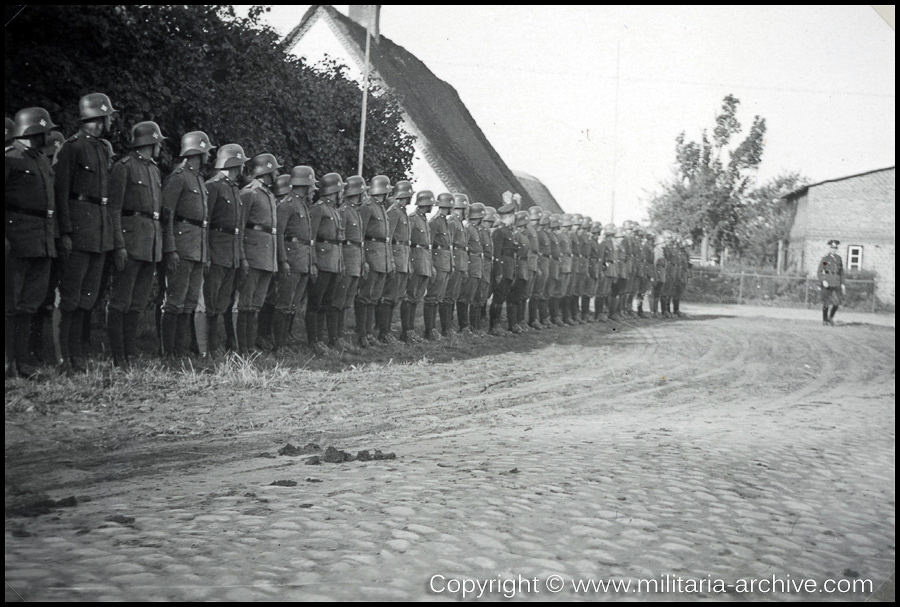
{"left": 822, "top": 280, "right": 829, "bottom": 289}
{"left": 203, "top": 260, "right": 211, "bottom": 277}
{"left": 113, "top": 247, "right": 128, "bottom": 272}
{"left": 310, "top": 265, "right": 319, "bottom": 282}
{"left": 165, "top": 251, "right": 180, "bottom": 275}
{"left": 60, "top": 235, "right": 73, "bottom": 261}
{"left": 279, "top": 261, "right": 291, "bottom": 281}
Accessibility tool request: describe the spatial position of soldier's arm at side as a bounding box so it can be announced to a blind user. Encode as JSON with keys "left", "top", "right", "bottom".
{"left": 53, "top": 141, "right": 75, "bottom": 237}
{"left": 276, "top": 199, "right": 289, "bottom": 266}
{"left": 161, "top": 172, "right": 184, "bottom": 255}
{"left": 108, "top": 161, "right": 128, "bottom": 253}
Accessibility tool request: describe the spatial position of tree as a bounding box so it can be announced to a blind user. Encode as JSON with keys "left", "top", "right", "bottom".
{"left": 648, "top": 95, "right": 766, "bottom": 260}
{"left": 734, "top": 173, "right": 808, "bottom": 269}
{"left": 5, "top": 5, "right": 415, "bottom": 179}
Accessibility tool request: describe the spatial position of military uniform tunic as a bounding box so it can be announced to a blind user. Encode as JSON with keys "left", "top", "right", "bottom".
{"left": 161, "top": 163, "right": 208, "bottom": 314}
{"left": 6, "top": 142, "right": 56, "bottom": 315}
{"left": 273, "top": 190, "right": 315, "bottom": 313}
{"left": 383, "top": 201, "right": 411, "bottom": 305}
{"left": 203, "top": 172, "right": 245, "bottom": 316}
{"left": 425, "top": 213, "right": 452, "bottom": 304}
{"left": 357, "top": 198, "right": 394, "bottom": 306}
{"left": 817, "top": 251, "right": 843, "bottom": 306}
{"left": 333, "top": 203, "right": 364, "bottom": 310}
{"left": 444, "top": 214, "right": 469, "bottom": 304}
{"left": 405, "top": 210, "right": 432, "bottom": 304}
{"left": 108, "top": 151, "right": 163, "bottom": 313}
{"left": 236, "top": 178, "right": 279, "bottom": 312}
{"left": 459, "top": 221, "right": 482, "bottom": 304}
{"left": 475, "top": 221, "right": 494, "bottom": 306}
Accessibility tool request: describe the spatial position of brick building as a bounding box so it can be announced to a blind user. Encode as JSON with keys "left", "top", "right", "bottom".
{"left": 783, "top": 166, "right": 895, "bottom": 304}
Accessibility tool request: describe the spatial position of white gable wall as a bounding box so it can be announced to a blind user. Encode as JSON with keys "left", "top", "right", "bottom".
{"left": 287, "top": 11, "right": 452, "bottom": 197}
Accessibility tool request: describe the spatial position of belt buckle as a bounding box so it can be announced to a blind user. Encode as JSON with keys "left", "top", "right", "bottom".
{"left": 309, "top": 240, "right": 314, "bottom": 247}
{"left": 234, "top": 228, "right": 240, "bottom": 235}
{"left": 202, "top": 220, "right": 209, "bottom": 228}
{"left": 272, "top": 228, "right": 277, "bottom": 235}
{"left": 101, "top": 197, "right": 108, "bottom": 205}
{"left": 152, "top": 212, "right": 160, "bottom": 220}
{"left": 47, "top": 209, "right": 55, "bottom": 218}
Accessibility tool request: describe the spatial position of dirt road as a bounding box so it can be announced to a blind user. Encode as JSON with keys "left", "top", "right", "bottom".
{"left": 5, "top": 314, "right": 895, "bottom": 600}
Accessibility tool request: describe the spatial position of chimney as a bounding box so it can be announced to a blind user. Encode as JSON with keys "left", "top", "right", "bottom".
{"left": 348, "top": 5, "right": 380, "bottom": 42}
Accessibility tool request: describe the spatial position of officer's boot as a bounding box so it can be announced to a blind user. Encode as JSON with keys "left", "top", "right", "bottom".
{"left": 81, "top": 308, "right": 93, "bottom": 358}
{"left": 160, "top": 312, "right": 178, "bottom": 359}
{"left": 457, "top": 303, "right": 467, "bottom": 334}
{"left": 123, "top": 311, "right": 140, "bottom": 364}
{"left": 364, "top": 303, "right": 376, "bottom": 345}
{"left": 173, "top": 313, "right": 191, "bottom": 357}
{"left": 207, "top": 314, "right": 220, "bottom": 356}
{"left": 376, "top": 303, "right": 390, "bottom": 343}
{"left": 57, "top": 310, "right": 72, "bottom": 372}
{"left": 398, "top": 302, "right": 410, "bottom": 343}
{"left": 271, "top": 310, "right": 287, "bottom": 353}
{"left": 575, "top": 296, "right": 585, "bottom": 324}
{"left": 438, "top": 303, "right": 450, "bottom": 337}
{"left": 829, "top": 305, "right": 838, "bottom": 326}
{"left": 224, "top": 307, "right": 236, "bottom": 351}
{"left": 68, "top": 309, "right": 88, "bottom": 372}
{"left": 256, "top": 302, "right": 273, "bottom": 351}
{"left": 245, "top": 311, "right": 260, "bottom": 353}
{"left": 286, "top": 312, "right": 298, "bottom": 345}
{"left": 107, "top": 309, "right": 127, "bottom": 368}
{"left": 13, "top": 314, "right": 40, "bottom": 378}
{"left": 325, "top": 308, "right": 341, "bottom": 348}
{"left": 189, "top": 312, "right": 200, "bottom": 355}
{"left": 528, "top": 299, "right": 540, "bottom": 329}
{"left": 423, "top": 303, "right": 435, "bottom": 340}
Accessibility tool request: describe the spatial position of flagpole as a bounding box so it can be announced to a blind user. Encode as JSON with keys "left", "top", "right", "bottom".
{"left": 357, "top": 17, "right": 372, "bottom": 176}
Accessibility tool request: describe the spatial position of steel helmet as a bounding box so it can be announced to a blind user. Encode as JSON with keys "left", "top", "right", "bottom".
{"left": 539, "top": 213, "right": 551, "bottom": 226}
{"left": 79, "top": 93, "right": 117, "bottom": 120}
{"left": 369, "top": 175, "right": 391, "bottom": 196}
{"left": 13, "top": 107, "right": 57, "bottom": 137}
{"left": 452, "top": 193, "right": 470, "bottom": 210}
{"left": 214, "top": 143, "right": 247, "bottom": 169}
{"left": 393, "top": 180, "right": 413, "bottom": 200}
{"left": 528, "top": 206, "right": 543, "bottom": 220}
{"left": 549, "top": 214, "right": 561, "bottom": 229}
{"left": 344, "top": 175, "right": 366, "bottom": 197}
{"left": 319, "top": 173, "right": 344, "bottom": 196}
{"left": 5, "top": 117, "right": 15, "bottom": 143}
{"left": 604, "top": 223, "right": 616, "bottom": 234}
{"left": 248, "top": 153, "right": 281, "bottom": 178}
{"left": 468, "top": 202, "right": 486, "bottom": 219}
{"left": 560, "top": 214, "right": 573, "bottom": 227}
{"left": 179, "top": 131, "right": 215, "bottom": 157}
{"left": 436, "top": 193, "right": 454, "bottom": 209}
{"left": 273, "top": 174, "right": 293, "bottom": 197}
{"left": 416, "top": 190, "right": 435, "bottom": 207}
{"left": 514, "top": 211, "right": 529, "bottom": 227}
{"left": 581, "top": 216, "right": 592, "bottom": 227}
{"left": 290, "top": 166, "right": 317, "bottom": 188}
{"left": 571, "top": 213, "right": 583, "bottom": 226}
{"left": 41, "top": 131, "right": 65, "bottom": 157}
{"left": 591, "top": 221, "right": 603, "bottom": 234}
{"left": 131, "top": 121, "right": 165, "bottom": 148}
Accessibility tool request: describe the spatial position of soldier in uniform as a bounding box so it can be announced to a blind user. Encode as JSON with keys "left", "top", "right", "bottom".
{"left": 661, "top": 231, "right": 679, "bottom": 318}
{"left": 554, "top": 214, "right": 573, "bottom": 325}
{"left": 54, "top": 93, "right": 117, "bottom": 372}
{"left": 578, "top": 216, "right": 595, "bottom": 323}
{"left": 236, "top": 153, "right": 284, "bottom": 354}
{"left": 424, "top": 193, "right": 453, "bottom": 340}
{"left": 818, "top": 239, "right": 845, "bottom": 326}
{"left": 6, "top": 108, "right": 58, "bottom": 377}
{"left": 473, "top": 204, "right": 496, "bottom": 334}
{"left": 489, "top": 203, "right": 520, "bottom": 335}
{"left": 307, "top": 173, "right": 344, "bottom": 352}
{"left": 403, "top": 191, "right": 435, "bottom": 342}
{"left": 272, "top": 166, "right": 317, "bottom": 351}
{"left": 525, "top": 206, "right": 545, "bottom": 329}
{"left": 203, "top": 144, "right": 248, "bottom": 355}
{"left": 458, "top": 200, "right": 483, "bottom": 334}
{"left": 511, "top": 210, "right": 532, "bottom": 331}
{"left": 332, "top": 176, "right": 366, "bottom": 350}
{"left": 542, "top": 214, "right": 561, "bottom": 326}
{"left": 635, "top": 228, "right": 655, "bottom": 318}
{"left": 160, "top": 131, "right": 212, "bottom": 357}
{"left": 357, "top": 175, "right": 394, "bottom": 347}
{"left": 594, "top": 223, "right": 615, "bottom": 321}
{"left": 650, "top": 230, "right": 667, "bottom": 318}
{"left": 443, "top": 194, "right": 470, "bottom": 336}
{"left": 587, "top": 221, "right": 603, "bottom": 321}
{"left": 672, "top": 237, "right": 692, "bottom": 317}
{"left": 106, "top": 121, "right": 165, "bottom": 367}
{"left": 380, "top": 180, "right": 413, "bottom": 343}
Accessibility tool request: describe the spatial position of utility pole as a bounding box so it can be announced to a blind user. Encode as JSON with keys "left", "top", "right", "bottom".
{"left": 357, "top": 16, "right": 372, "bottom": 176}
{"left": 610, "top": 41, "right": 620, "bottom": 224}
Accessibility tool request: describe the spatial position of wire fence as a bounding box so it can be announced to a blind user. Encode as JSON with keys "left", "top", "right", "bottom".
{"left": 685, "top": 269, "right": 882, "bottom": 312}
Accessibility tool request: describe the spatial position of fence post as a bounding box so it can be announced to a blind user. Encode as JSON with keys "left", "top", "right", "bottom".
{"left": 804, "top": 278, "right": 809, "bottom": 308}
{"left": 872, "top": 281, "right": 877, "bottom": 313}
{"left": 738, "top": 271, "right": 744, "bottom": 305}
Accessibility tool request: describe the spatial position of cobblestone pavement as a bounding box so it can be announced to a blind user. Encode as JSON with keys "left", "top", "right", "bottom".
{"left": 5, "top": 316, "right": 895, "bottom": 601}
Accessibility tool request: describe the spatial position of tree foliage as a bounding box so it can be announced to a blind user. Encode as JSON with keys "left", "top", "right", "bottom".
{"left": 733, "top": 173, "right": 807, "bottom": 267}
{"left": 648, "top": 95, "right": 767, "bottom": 252}
{"left": 5, "top": 5, "right": 415, "bottom": 180}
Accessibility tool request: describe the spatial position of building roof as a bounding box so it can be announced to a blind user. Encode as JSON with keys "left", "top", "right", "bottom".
{"left": 783, "top": 165, "right": 895, "bottom": 200}
{"left": 513, "top": 170, "right": 564, "bottom": 214}
{"left": 285, "top": 5, "right": 538, "bottom": 210}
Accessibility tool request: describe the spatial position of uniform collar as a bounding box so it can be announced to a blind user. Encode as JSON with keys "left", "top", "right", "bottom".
{"left": 131, "top": 150, "right": 155, "bottom": 164}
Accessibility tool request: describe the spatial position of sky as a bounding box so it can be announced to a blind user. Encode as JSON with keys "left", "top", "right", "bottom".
{"left": 237, "top": 5, "right": 895, "bottom": 223}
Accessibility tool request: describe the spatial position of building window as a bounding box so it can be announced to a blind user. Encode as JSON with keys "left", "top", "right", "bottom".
{"left": 847, "top": 245, "right": 863, "bottom": 271}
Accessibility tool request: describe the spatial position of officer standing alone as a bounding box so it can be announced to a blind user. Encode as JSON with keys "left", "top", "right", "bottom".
{"left": 818, "top": 239, "right": 845, "bottom": 326}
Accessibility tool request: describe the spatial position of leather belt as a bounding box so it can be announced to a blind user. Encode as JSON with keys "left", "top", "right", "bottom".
{"left": 343, "top": 240, "right": 362, "bottom": 247}
{"left": 316, "top": 237, "right": 342, "bottom": 245}
{"left": 433, "top": 244, "right": 450, "bottom": 251}
{"left": 287, "top": 237, "right": 314, "bottom": 245}
{"left": 391, "top": 237, "right": 410, "bottom": 245}
{"left": 123, "top": 209, "right": 160, "bottom": 221}
{"left": 176, "top": 215, "right": 207, "bottom": 228}
{"left": 410, "top": 243, "right": 431, "bottom": 249}
{"left": 8, "top": 205, "right": 54, "bottom": 219}
{"left": 210, "top": 223, "right": 239, "bottom": 235}
{"left": 74, "top": 194, "right": 108, "bottom": 205}
{"left": 246, "top": 222, "right": 276, "bottom": 235}
{"left": 365, "top": 236, "right": 389, "bottom": 243}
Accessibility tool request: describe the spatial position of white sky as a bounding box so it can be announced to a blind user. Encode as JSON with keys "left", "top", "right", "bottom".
{"left": 238, "top": 5, "right": 895, "bottom": 222}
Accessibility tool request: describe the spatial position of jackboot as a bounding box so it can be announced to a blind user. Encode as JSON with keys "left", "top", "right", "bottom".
{"left": 207, "top": 314, "right": 221, "bottom": 356}
{"left": 424, "top": 303, "right": 437, "bottom": 340}
{"left": 376, "top": 303, "right": 392, "bottom": 343}
{"left": 246, "top": 311, "right": 260, "bottom": 353}
{"left": 365, "top": 303, "right": 377, "bottom": 342}
{"left": 438, "top": 302, "right": 451, "bottom": 337}
{"left": 408, "top": 303, "right": 423, "bottom": 343}
{"left": 272, "top": 310, "right": 288, "bottom": 352}
{"left": 14, "top": 314, "right": 40, "bottom": 378}
{"left": 224, "top": 307, "right": 236, "bottom": 351}
{"left": 325, "top": 308, "right": 340, "bottom": 348}
{"left": 175, "top": 313, "right": 192, "bottom": 357}
{"left": 58, "top": 310, "right": 73, "bottom": 370}
{"left": 123, "top": 311, "right": 140, "bottom": 363}
{"left": 68, "top": 309, "right": 88, "bottom": 372}
{"left": 29, "top": 309, "right": 48, "bottom": 363}
{"left": 457, "top": 302, "right": 468, "bottom": 333}
{"left": 160, "top": 312, "right": 179, "bottom": 359}
{"left": 107, "top": 309, "right": 127, "bottom": 368}
{"left": 257, "top": 302, "right": 275, "bottom": 351}
{"left": 399, "top": 302, "right": 412, "bottom": 343}
{"left": 507, "top": 302, "right": 521, "bottom": 333}
{"left": 354, "top": 301, "right": 368, "bottom": 348}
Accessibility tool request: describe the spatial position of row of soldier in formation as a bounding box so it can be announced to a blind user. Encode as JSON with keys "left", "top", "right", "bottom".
{"left": 5, "top": 94, "right": 692, "bottom": 378}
